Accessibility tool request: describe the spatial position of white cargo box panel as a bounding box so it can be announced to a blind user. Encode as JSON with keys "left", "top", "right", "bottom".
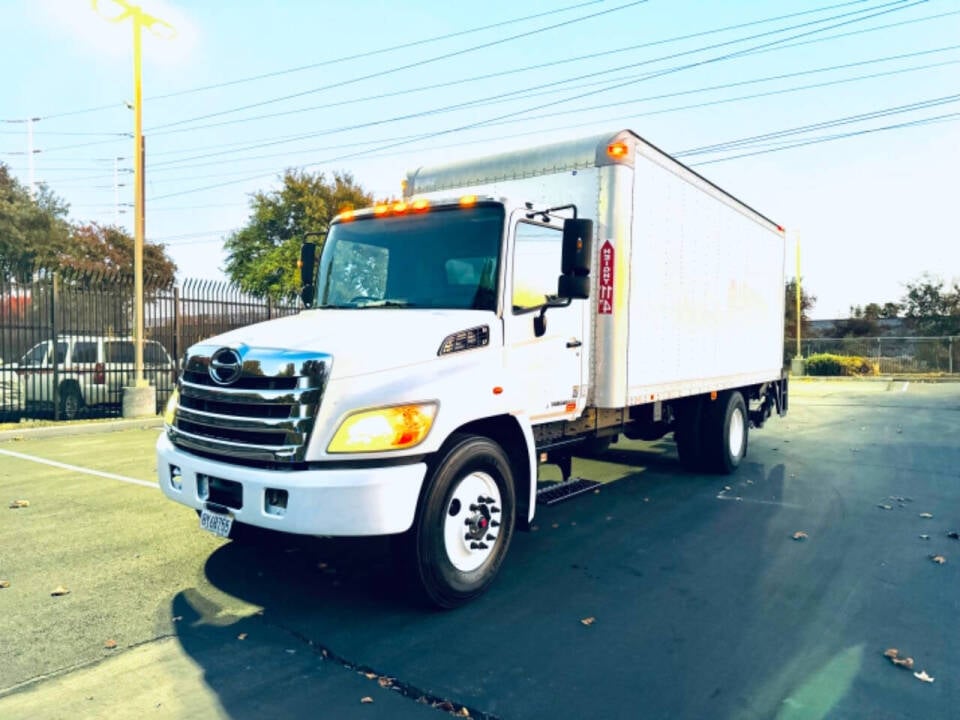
{"left": 405, "top": 129, "right": 786, "bottom": 409}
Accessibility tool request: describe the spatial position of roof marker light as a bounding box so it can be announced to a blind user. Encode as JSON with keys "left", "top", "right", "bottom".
{"left": 392, "top": 201, "right": 408, "bottom": 214}
{"left": 411, "top": 198, "right": 430, "bottom": 212}
{"left": 607, "top": 142, "right": 629, "bottom": 159}
{"left": 373, "top": 204, "right": 388, "bottom": 216}
{"left": 337, "top": 209, "right": 355, "bottom": 222}
{"left": 459, "top": 195, "right": 477, "bottom": 207}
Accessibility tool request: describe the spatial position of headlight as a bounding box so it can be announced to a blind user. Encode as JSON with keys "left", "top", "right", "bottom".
{"left": 327, "top": 403, "right": 437, "bottom": 453}
{"left": 163, "top": 387, "right": 179, "bottom": 426}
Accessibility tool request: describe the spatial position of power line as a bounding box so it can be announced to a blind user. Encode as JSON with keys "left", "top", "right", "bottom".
{"left": 148, "top": 0, "right": 652, "bottom": 131}
{"left": 143, "top": 45, "right": 959, "bottom": 173}
{"left": 144, "top": 0, "right": 883, "bottom": 137}
{"left": 688, "top": 111, "right": 960, "bottom": 165}
{"left": 143, "top": 0, "right": 922, "bottom": 152}
{"left": 149, "top": 1, "right": 606, "bottom": 101}
{"left": 22, "top": 1, "right": 605, "bottom": 123}
{"left": 147, "top": 0, "right": 928, "bottom": 200}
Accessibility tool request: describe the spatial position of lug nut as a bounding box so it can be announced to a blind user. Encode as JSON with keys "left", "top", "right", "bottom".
{"left": 490, "top": 520, "right": 500, "bottom": 528}
{"left": 469, "top": 504, "right": 479, "bottom": 511}
{"left": 486, "top": 534, "right": 496, "bottom": 541}
{"left": 491, "top": 507, "right": 501, "bottom": 514}
{"left": 477, "top": 542, "right": 489, "bottom": 550}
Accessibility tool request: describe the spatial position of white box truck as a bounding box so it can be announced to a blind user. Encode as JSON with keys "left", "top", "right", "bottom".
{"left": 157, "top": 129, "right": 788, "bottom": 607}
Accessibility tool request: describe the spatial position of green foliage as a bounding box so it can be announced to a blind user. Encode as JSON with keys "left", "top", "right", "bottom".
{"left": 65, "top": 223, "right": 177, "bottom": 287}
{"left": 224, "top": 170, "right": 373, "bottom": 299}
{"left": 0, "top": 164, "right": 70, "bottom": 279}
{"left": 784, "top": 278, "right": 816, "bottom": 340}
{"left": 0, "top": 163, "right": 176, "bottom": 284}
{"left": 900, "top": 273, "right": 959, "bottom": 336}
{"left": 806, "top": 353, "right": 879, "bottom": 376}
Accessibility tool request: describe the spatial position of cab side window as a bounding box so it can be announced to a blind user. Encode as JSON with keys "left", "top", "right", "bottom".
{"left": 512, "top": 221, "right": 562, "bottom": 313}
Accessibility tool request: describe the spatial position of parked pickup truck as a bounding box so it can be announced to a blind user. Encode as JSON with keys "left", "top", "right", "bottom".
{"left": 158, "top": 129, "right": 788, "bottom": 607}
{"left": 18, "top": 335, "right": 175, "bottom": 419}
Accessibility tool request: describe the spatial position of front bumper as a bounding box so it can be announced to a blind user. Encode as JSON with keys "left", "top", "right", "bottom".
{"left": 156, "top": 433, "right": 427, "bottom": 536}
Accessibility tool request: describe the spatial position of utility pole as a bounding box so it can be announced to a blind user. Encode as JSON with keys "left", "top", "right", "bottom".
{"left": 93, "top": 0, "right": 174, "bottom": 417}
{"left": 791, "top": 232, "right": 806, "bottom": 376}
{"left": 26, "top": 118, "right": 36, "bottom": 199}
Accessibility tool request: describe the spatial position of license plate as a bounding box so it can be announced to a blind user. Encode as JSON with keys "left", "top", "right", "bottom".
{"left": 200, "top": 508, "right": 234, "bottom": 538}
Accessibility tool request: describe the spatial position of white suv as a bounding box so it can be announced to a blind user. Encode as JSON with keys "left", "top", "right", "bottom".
{"left": 18, "top": 335, "right": 175, "bottom": 420}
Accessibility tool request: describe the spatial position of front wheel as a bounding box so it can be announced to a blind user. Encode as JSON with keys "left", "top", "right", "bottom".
{"left": 410, "top": 434, "right": 516, "bottom": 609}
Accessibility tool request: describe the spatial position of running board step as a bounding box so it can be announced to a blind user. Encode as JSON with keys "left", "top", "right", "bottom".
{"left": 536, "top": 478, "right": 601, "bottom": 506}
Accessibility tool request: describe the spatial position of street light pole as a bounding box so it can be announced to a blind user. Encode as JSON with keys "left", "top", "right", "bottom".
{"left": 93, "top": 0, "right": 174, "bottom": 414}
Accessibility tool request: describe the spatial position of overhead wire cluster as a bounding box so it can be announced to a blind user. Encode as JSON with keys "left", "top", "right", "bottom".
{"left": 1, "top": 0, "right": 956, "bottom": 245}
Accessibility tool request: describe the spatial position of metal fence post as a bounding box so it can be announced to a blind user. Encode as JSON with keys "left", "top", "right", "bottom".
{"left": 950, "top": 337, "right": 954, "bottom": 375}
{"left": 173, "top": 284, "right": 181, "bottom": 368}
{"left": 51, "top": 272, "right": 60, "bottom": 420}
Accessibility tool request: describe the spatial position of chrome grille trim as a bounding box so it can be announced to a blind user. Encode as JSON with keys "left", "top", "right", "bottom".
{"left": 169, "top": 345, "right": 331, "bottom": 462}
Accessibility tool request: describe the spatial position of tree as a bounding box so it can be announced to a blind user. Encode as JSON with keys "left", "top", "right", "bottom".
{"left": 224, "top": 170, "right": 373, "bottom": 299}
{"left": 65, "top": 223, "right": 177, "bottom": 287}
{"left": 831, "top": 304, "right": 879, "bottom": 337}
{"left": 784, "top": 278, "right": 816, "bottom": 341}
{"left": 879, "top": 302, "right": 901, "bottom": 319}
{"left": 0, "top": 163, "right": 70, "bottom": 279}
{"left": 901, "top": 273, "right": 960, "bottom": 335}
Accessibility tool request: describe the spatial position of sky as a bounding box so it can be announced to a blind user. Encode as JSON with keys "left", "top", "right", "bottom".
{"left": 1, "top": 0, "right": 958, "bottom": 319}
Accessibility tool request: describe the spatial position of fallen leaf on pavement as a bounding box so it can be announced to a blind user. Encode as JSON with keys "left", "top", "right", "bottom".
{"left": 580, "top": 616, "right": 596, "bottom": 626}
{"left": 363, "top": 672, "right": 377, "bottom": 680}
{"left": 0, "top": 580, "right": 10, "bottom": 589}
{"left": 9, "top": 499, "right": 29, "bottom": 509}
{"left": 919, "top": 534, "right": 930, "bottom": 540}
{"left": 930, "top": 555, "right": 946, "bottom": 565}
{"left": 947, "top": 531, "right": 960, "bottom": 540}
{"left": 892, "top": 656, "right": 915, "bottom": 669}
{"left": 377, "top": 677, "right": 393, "bottom": 688}
{"left": 919, "top": 513, "right": 933, "bottom": 519}
{"left": 914, "top": 670, "right": 935, "bottom": 683}
{"left": 458, "top": 708, "right": 471, "bottom": 717}
{"left": 435, "top": 701, "right": 456, "bottom": 712}
{"left": 360, "top": 696, "right": 373, "bottom": 704}
{"left": 883, "top": 648, "right": 900, "bottom": 659}
{"left": 237, "top": 633, "right": 248, "bottom": 640}
{"left": 792, "top": 531, "right": 808, "bottom": 541}
{"left": 51, "top": 585, "right": 70, "bottom": 596}
{"left": 104, "top": 639, "right": 118, "bottom": 650}
{"left": 723, "top": 486, "right": 732, "bottom": 491}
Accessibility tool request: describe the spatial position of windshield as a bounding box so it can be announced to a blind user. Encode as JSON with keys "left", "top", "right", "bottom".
{"left": 315, "top": 204, "right": 504, "bottom": 311}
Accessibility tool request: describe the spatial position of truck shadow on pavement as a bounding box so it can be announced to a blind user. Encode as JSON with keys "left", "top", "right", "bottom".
{"left": 163, "top": 453, "right": 877, "bottom": 720}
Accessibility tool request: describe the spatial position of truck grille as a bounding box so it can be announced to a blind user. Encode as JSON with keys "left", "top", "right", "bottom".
{"left": 168, "top": 345, "right": 331, "bottom": 462}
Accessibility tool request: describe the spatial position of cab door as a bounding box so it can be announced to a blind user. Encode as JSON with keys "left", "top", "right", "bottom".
{"left": 503, "top": 212, "right": 588, "bottom": 423}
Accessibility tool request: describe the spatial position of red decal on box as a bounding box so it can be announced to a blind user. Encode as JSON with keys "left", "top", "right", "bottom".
{"left": 598, "top": 240, "right": 614, "bottom": 315}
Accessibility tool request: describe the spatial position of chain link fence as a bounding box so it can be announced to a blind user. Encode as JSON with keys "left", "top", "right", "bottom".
{"left": 785, "top": 337, "right": 959, "bottom": 375}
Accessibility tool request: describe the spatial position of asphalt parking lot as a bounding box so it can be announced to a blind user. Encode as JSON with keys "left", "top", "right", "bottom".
{"left": 1, "top": 379, "right": 958, "bottom": 719}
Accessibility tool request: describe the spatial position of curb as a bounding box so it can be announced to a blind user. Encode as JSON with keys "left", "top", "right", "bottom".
{"left": 0, "top": 416, "right": 163, "bottom": 442}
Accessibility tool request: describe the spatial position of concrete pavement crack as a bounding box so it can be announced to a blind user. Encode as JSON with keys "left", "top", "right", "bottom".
{"left": 254, "top": 613, "right": 503, "bottom": 720}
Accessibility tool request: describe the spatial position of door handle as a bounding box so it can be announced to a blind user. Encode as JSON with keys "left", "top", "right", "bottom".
{"left": 566, "top": 339, "right": 582, "bottom": 348}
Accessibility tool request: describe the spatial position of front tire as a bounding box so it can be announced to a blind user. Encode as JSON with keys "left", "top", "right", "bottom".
{"left": 410, "top": 434, "right": 516, "bottom": 609}
{"left": 59, "top": 385, "right": 83, "bottom": 421}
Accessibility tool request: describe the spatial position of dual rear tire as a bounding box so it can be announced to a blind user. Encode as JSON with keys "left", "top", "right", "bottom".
{"left": 675, "top": 390, "right": 748, "bottom": 474}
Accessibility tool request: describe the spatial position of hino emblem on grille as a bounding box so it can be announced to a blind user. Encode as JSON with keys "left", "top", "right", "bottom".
{"left": 209, "top": 347, "right": 243, "bottom": 385}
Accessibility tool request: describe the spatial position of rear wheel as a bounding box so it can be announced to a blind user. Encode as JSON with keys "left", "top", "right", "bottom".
{"left": 702, "top": 391, "right": 748, "bottom": 474}
{"left": 409, "top": 434, "right": 516, "bottom": 608}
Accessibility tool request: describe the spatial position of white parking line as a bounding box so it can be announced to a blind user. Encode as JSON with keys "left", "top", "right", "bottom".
{"left": 0, "top": 448, "right": 156, "bottom": 489}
